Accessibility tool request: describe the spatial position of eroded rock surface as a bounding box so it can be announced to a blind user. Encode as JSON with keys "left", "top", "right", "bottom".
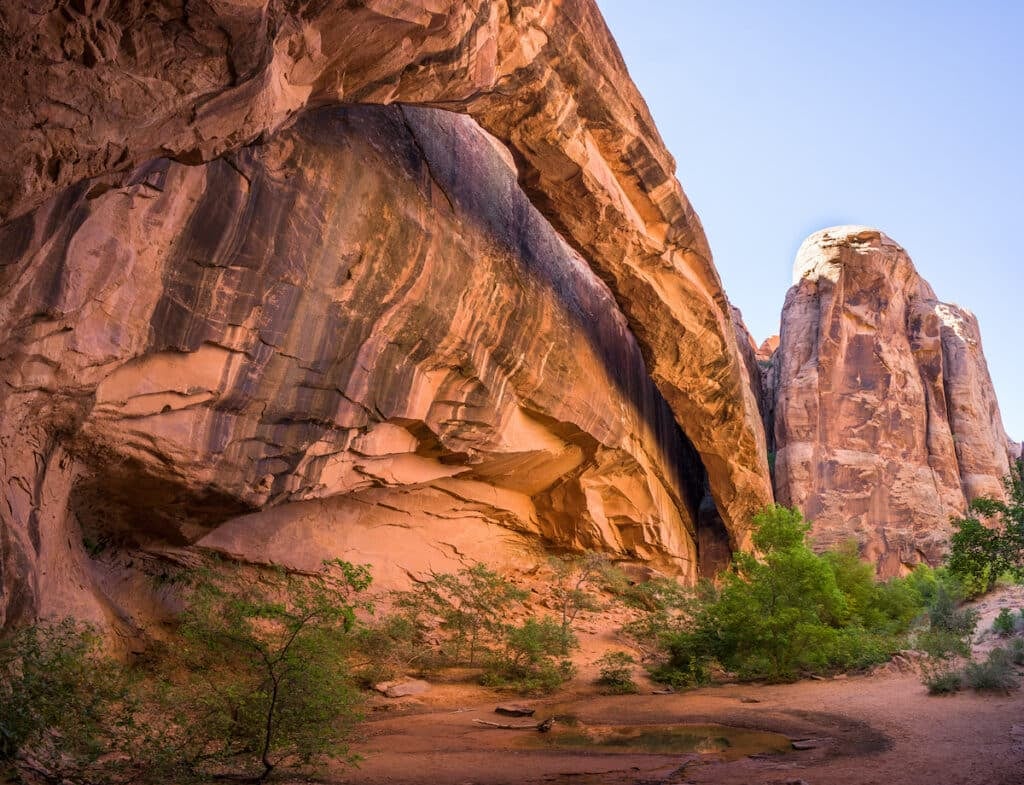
{"left": 771, "top": 226, "right": 1012, "bottom": 573}
{"left": 0, "top": 106, "right": 732, "bottom": 629}
{"left": 0, "top": 0, "right": 771, "bottom": 548}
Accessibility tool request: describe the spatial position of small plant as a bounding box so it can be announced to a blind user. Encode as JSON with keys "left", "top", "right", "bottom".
{"left": 993, "top": 608, "right": 1016, "bottom": 637}
{"left": 964, "top": 647, "right": 1020, "bottom": 693}
{"left": 482, "top": 616, "right": 575, "bottom": 695}
{"left": 1009, "top": 637, "right": 1024, "bottom": 665}
{"left": 921, "top": 660, "right": 963, "bottom": 695}
{"left": 595, "top": 651, "right": 639, "bottom": 694}
{"left": 550, "top": 552, "right": 608, "bottom": 654}
{"left": 0, "top": 618, "right": 151, "bottom": 783}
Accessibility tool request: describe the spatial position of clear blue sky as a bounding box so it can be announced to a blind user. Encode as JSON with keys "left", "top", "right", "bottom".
{"left": 598, "top": 1, "right": 1023, "bottom": 439}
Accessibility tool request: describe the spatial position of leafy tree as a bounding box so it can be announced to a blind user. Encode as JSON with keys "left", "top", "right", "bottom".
{"left": 948, "top": 462, "right": 1024, "bottom": 596}
{"left": 549, "top": 552, "right": 608, "bottom": 653}
{"left": 396, "top": 564, "right": 527, "bottom": 665}
{"left": 169, "top": 558, "right": 372, "bottom": 781}
{"left": 626, "top": 506, "right": 927, "bottom": 684}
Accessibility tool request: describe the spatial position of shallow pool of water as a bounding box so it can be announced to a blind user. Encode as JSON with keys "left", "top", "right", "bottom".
{"left": 523, "top": 722, "right": 791, "bottom": 760}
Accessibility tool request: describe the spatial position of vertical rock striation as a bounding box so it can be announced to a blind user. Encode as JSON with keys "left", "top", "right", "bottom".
{"left": 0, "top": 106, "right": 731, "bottom": 628}
{"left": 771, "top": 226, "right": 1012, "bottom": 573}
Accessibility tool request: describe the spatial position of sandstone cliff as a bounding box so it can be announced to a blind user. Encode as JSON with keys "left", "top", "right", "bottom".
{"left": 0, "top": 104, "right": 748, "bottom": 631}
{"left": 0, "top": 0, "right": 771, "bottom": 534}
{"left": 0, "top": 1, "right": 774, "bottom": 627}
{"left": 771, "top": 226, "right": 1012, "bottom": 573}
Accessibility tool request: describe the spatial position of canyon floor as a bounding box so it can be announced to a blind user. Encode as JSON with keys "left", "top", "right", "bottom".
{"left": 331, "top": 586, "right": 1024, "bottom": 785}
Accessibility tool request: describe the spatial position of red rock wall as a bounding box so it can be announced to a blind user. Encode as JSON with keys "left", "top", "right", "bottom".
{"left": 0, "top": 106, "right": 730, "bottom": 629}
{"left": 771, "top": 226, "right": 1012, "bottom": 574}
{"left": 0, "top": 0, "right": 772, "bottom": 544}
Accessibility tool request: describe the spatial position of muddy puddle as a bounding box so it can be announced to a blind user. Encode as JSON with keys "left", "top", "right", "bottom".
{"left": 520, "top": 717, "right": 791, "bottom": 760}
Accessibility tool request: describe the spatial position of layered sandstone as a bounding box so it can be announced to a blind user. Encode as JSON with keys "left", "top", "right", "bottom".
{"left": 0, "top": 1, "right": 774, "bottom": 627}
{"left": 0, "top": 0, "right": 771, "bottom": 547}
{"left": 771, "top": 226, "right": 1012, "bottom": 573}
{"left": 0, "top": 105, "right": 743, "bottom": 630}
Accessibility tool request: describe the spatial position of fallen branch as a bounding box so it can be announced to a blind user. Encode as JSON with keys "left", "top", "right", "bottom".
{"left": 472, "top": 717, "right": 554, "bottom": 732}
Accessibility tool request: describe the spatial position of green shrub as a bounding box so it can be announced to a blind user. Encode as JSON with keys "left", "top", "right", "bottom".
{"left": 916, "top": 628, "right": 972, "bottom": 659}
{"left": 395, "top": 564, "right": 527, "bottom": 666}
{"left": 921, "top": 661, "right": 963, "bottom": 695}
{"left": 167, "top": 559, "right": 371, "bottom": 781}
{"left": 0, "top": 618, "right": 141, "bottom": 780}
{"left": 351, "top": 612, "right": 435, "bottom": 684}
{"left": 1009, "top": 638, "right": 1024, "bottom": 666}
{"left": 482, "top": 616, "right": 575, "bottom": 695}
{"left": 550, "top": 552, "right": 608, "bottom": 654}
{"left": 595, "top": 651, "right": 639, "bottom": 694}
{"left": 624, "top": 506, "right": 928, "bottom": 685}
{"left": 964, "top": 647, "right": 1020, "bottom": 692}
{"left": 993, "top": 608, "right": 1016, "bottom": 637}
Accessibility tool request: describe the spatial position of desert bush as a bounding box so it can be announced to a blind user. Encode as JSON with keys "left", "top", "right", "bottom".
{"left": 964, "top": 647, "right": 1020, "bottom": 692}
{"left": 993, "top": 607, "right": 1016, "bottom": 637}
{"left": 550, "top": 552, "right": 608, "bottom": 653}
{"left": 482, "top": 616, "right": 575, "bottom": 695}
{"left": 1009, "top": 637, "right": 1024, "bottom": 665}
{"left": 921, "top": 660, "right": 963, "bottom": 695}
{"left": 0, "top": 618, "right": 147, "bottom": 782}
{"left": 595, "top": 651, "right": 639, "bottom": 694}
{"left": 351, "top": 612, "right": 435, "bottom": 684}
{"left": 395, "top": 564, "right": 527, "bottom": 666}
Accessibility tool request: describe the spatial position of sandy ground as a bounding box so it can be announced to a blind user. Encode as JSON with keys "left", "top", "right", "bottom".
{"left": 331, "top": 586, "right": 1024, "bottom": 785}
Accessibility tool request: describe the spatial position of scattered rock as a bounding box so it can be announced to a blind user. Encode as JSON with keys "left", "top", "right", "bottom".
{"left": 375, "top": 679, "right": 431, "bottom": 698}
{"left": 495, "top": 704, "right": 535, "bottom": 717}
{"left": 739, "top": 696, "right": 762, "bottom": 703}
{"left": 651, "top": 687, "right": 675, "bottom": 695}
{"left": 790, "top": 738, "right": 832, "bottom": 751}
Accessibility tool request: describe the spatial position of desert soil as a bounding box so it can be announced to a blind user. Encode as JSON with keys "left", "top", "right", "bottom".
{"left": 332, "top": 585, "right": 1024, "bottom": 785}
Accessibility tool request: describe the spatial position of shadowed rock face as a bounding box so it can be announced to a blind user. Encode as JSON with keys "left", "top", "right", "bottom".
{"left": 771, "top": 227, "right": 1012, "bottom": 574}
{"left": 0, "top": 0, "right": 772, "bottom": 550}
{"left": 0, "top": 105, "right": 733, "bottom": 628}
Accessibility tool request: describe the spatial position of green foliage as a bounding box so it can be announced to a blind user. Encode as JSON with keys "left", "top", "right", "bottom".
{"left": 396, "top": 564, "right": 527, "bottom": 666}
{"left": 920, "top": 660, "right": 963, "bottom": 695}
{"left": 549, "top": 552, "right": 608, "bottom": 654}
{"left": 0, "top": 618, "right": 139, "bottom": 779}
{"left": 947, "top": 463, "right": 1024, "bottom": 597}
{"left": 1009, "top": 637, "right": 1024, "bottom": 666}
{"left": 167, "top": 558, "right": 371, "bottom": 781}
{"left": 482, "top": 616, "right": 575, "bottom": 695}
{"left": 595, "top": 651, "right": 639, "bottom": 694}
{"left": 351, "top": 612, "right": 435, "bottom": 685}
{"left": 993, "top": 608, "right": 1016, "bottom": 637}
{"left": 627, "top": 505, "right": 927, "bottom": 685}
{"left": 964, "top": 647, "right": 1020, "bottom": 692}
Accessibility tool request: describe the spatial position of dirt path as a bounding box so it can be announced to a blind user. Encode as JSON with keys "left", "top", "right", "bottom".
{"left": 332, "top": 586, "right": 1024, "bottom": 785}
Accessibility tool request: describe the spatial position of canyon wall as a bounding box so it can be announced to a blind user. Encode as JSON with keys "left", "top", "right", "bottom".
{"left": 0, "top": 105, "right": 743, "bottom": 631}
{"left": 770, "top": 226, "right": 1012, "bottom": 574}
{"left": 0, "top": 0, "right": 771, "bottom": 538}
{"left": 0, "top": 0, "right": 775, "bottom": 627}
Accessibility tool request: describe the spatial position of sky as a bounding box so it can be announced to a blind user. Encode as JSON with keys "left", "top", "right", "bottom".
{"left": 597, "top": 1, "right": 1023, "bottom": 439}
